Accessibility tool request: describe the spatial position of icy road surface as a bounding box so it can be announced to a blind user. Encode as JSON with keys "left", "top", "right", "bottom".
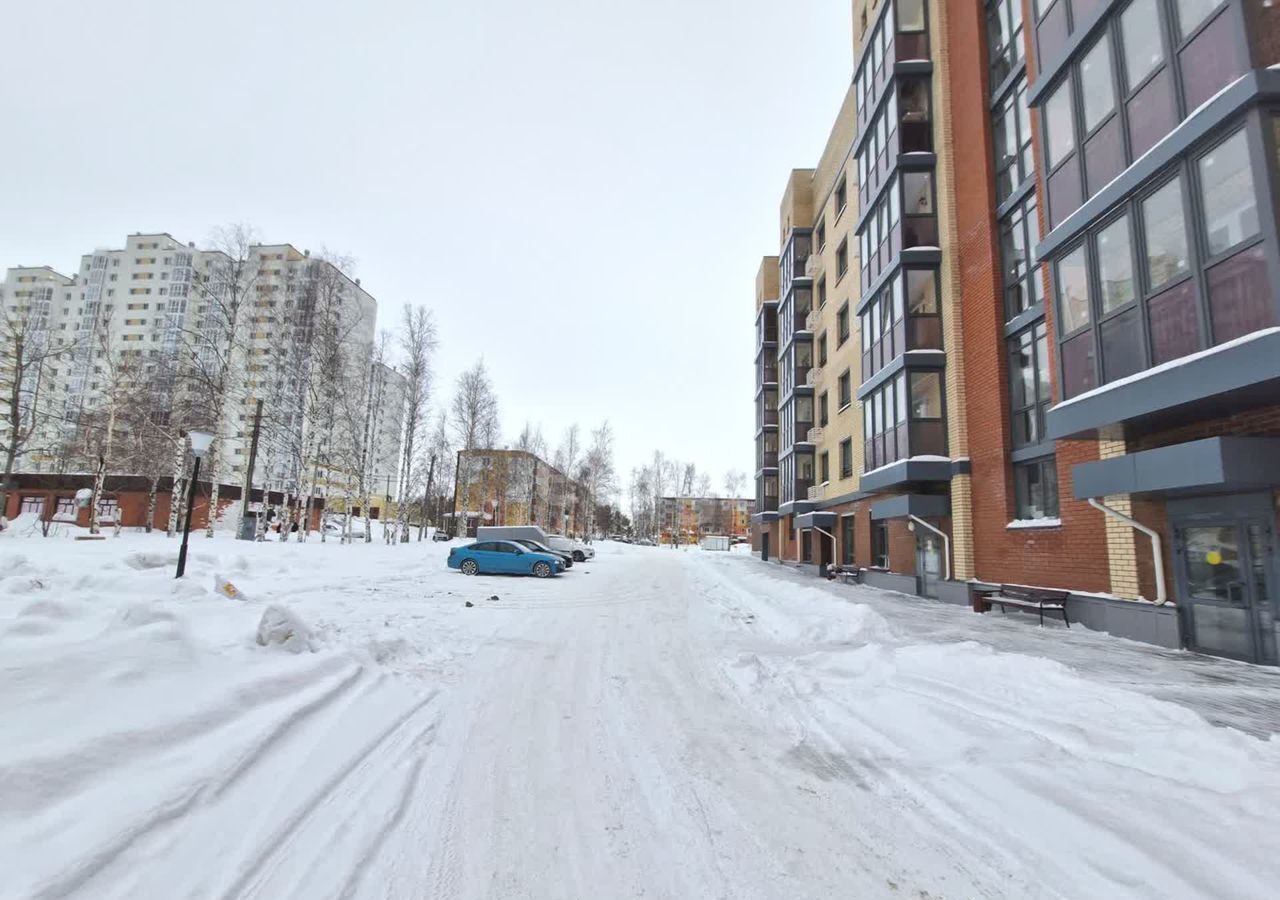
{"left": 2, "top": 533, "right": 1279, "bottom": 899}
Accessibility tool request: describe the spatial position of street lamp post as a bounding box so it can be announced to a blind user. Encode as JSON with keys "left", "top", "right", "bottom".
{"left": 176, "top": 429, "right": 215, "bottom": 579}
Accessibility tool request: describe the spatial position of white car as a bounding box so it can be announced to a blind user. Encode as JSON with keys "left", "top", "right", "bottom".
{"left": 323, "top": 518, "right": 367, "bottom": 539}
{"left": 547, "top": 534, "right": 594, "bottom": 562}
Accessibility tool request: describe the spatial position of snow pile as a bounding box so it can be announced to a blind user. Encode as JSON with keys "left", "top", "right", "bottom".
{"left": 255, "top": 604, "right": 315, "bottom": 653}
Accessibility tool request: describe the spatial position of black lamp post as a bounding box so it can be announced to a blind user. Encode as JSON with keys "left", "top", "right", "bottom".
{"left": 176, "top": 429, "right": 215, "bottom": 579}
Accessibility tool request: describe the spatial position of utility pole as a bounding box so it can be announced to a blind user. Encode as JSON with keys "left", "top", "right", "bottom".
{"left": 238, "top": 398, "right": 263, "bottom": 541}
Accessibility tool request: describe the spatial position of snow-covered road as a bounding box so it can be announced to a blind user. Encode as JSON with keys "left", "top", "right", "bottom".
{"left": 2, "top": 534, "right": 1279, "bottom": 899}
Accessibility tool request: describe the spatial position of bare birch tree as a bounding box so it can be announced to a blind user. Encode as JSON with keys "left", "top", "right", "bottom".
{"left": 396, "top": 305, "right": 437, "bottom": 543}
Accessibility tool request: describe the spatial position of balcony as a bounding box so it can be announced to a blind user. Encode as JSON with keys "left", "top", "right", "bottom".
{"left": 807, "top": 426, "right": 824, "bottom": 444}
{"left": 757, "top": 451, "right": 779, "bottom": 471}
{"left": 804, "top": 308, "right": 820, "bottom": 331}
{"left": 758, "top": 363, "right": 778, "bottom": 385}
{"left": 806, "top": 483, "right": 826, "bottom": 502}
{"left": 805, "top": 254, "right": 823, "bottom": 279}
{"left": 758, "top": 407, "right": 778, "bottom": 429}
{"left": 795, "top": 422, "right": 816, "bottom": 445}
{"left": 806, "top": 366, "right": 822, "bottom": 387}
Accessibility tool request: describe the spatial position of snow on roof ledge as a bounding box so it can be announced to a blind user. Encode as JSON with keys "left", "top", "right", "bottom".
{"left": 1050, "top": 327, "right": 1280, "bottom": 412}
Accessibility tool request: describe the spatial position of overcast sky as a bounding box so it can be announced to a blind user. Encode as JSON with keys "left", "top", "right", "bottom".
{"left": 1, "top": 0, "right": 852, "bottom": 497}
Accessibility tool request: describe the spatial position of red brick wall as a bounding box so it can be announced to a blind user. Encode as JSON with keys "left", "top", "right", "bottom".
{"left": 942, "top": 0, "right": 1114, "bottom": 594}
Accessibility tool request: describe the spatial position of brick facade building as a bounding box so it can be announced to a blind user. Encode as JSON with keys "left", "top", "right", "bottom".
{"left": 752, "top": 0, "right": 1279, "bottom": 665}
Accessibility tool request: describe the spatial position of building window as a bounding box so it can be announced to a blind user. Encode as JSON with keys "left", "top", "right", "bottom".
{"left": 1008, "top": 321, "right": 1051, "bottom": 448}
{"left": 836, "top": 177, "right": 848, "bottom": 215}
{"left": 836, "top": 239, "right": 849, "bottom": 277}
{"left": 20, "top": 496, "right": 45, "bottom": 515}
{"left": 817, "top": 276, "right": 827, "bottom": 308}
{"left": 1141, "top": 176, "right": 1190, "bottom": 291}
{"left": 1096, "top": 214, "right": 1135, "bottom": 315}
{"left": 840, "top": 438, "right": 854, "bottom": 479}
{"left": 837, "top": 303, "right": 850, "bottom": 345}
{"left": 1044, "top": 80, "right": 1075, "bottom": 170}
{"left": 820, "top": 451, "right": 830, "bottom": 483}
{"left": 872, "top": 520, "right": 890, "bottom": 568}
{"left": 898, "top": 0, "right": 927, "bottom": 32}
{"left": 1000, "top": 194, "right": 1044, "bottom": 320}
{"left": 1080, "top": 33, "right": 1117, "bottom": 135}
{"left": 816, "top": 219, "right": 827, "bottom": 250}
{"left": 841, "top": 516, "right": 855, "bottom": 564}
{"left": 1174, "top": 0, "right": 1225, "bottom": 39}
{"left": 1121, "top": 0, "right": 1165, "bottom": 89}
{"left": 819, "top": 391, "right": 829, "bottom": 426}
{"left": 986, "top": 0, "right": 1025, "bottom": 89}
{"left": 818, "top": 330, "right": 828, "bottom": 365}
{"left": 1055, "top": 245, "right": 1092, "bottom": 334}
{"left": 838, "top": 369, "right": 852, "bottom": 408}
{"left": 993, "top": 77, "right": 1033, "bottom": 201}
{"left": 1197, "top": 130, "right": 1259, "bottom": 260}
{"left": 1014, "top": 457, "right": 1059, "bottom": 519}
{"left": 909, "top": 371, "right": 942, "bottom": 419}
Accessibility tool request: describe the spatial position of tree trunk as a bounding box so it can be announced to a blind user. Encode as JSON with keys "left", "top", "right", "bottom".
{"left": 205, "top": 441, "right": 220, "bottom": 538}
{"left": 145, "top": 474, "right": 158, "bottom": 533}
{"left": 89, "top": 453, "right": 107, "bottom": 536}
{"left": 167, "top": 437, "right": 186, "bottom": 537}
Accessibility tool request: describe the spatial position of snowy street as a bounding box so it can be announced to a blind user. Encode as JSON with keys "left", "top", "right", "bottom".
{"left": 3, "top": 535, "right": 1280, "bottom": 899}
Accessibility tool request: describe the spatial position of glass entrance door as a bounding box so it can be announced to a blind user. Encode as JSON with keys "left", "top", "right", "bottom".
{"left": 1174, "top": 501, "right": 1277, "bottom": 665}
{"left": 917, "top": 534, "right": 941, "bottom": 599}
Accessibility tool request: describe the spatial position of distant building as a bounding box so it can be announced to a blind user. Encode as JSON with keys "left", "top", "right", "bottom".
{"left": 2, "top": 232, "right": 405, "bottom": 511}
{"left": 450, "top": 448, "right": 582, "bottom": 537}
{"left": 658, "top": 496, "right": 752, "bottom": 543}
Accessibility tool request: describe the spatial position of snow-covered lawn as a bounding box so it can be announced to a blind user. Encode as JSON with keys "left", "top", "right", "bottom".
{"left": 2, "top": 532, "right": 1278, "bottom": 899}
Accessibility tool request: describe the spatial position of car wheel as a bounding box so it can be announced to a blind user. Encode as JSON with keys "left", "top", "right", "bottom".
{"left": 533, "top": 561, "right": 552, "bottom": 578}
{"left": 572, "top": 550, "right": 585, "bottom": 562}
{"left": 461, "top": 559, "right": 479, "bottom": 576}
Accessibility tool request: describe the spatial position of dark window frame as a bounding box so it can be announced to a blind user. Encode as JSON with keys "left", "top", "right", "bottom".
{"left": 1013, "top": 456, "right": 1061, "bottom": 519}
{"left": 872, "top": 519, "right": 890, "bottom": 569}
{"left": 1047, "top": 121, "right": 1275, "bottom": 399}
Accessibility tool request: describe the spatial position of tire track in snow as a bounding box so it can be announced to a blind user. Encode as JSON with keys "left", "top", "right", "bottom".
{"left": 21, "top": 661, "right": 369, "bottom": 900}
{"left": 215, "top": 689, "right": 440, "bottom": 900}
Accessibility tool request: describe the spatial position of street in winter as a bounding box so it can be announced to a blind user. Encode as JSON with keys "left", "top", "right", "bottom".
{"left": 6, "top": 0, "right": 1280, "bottom": 897}
{"left": 2, "top": 530, "right": 1278, "bottom": 899}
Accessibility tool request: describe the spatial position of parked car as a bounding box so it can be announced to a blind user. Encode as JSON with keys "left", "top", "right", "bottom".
{"left": 431, "top": 530, "right": 452, "bottom": 542}
{"left": 513, "top": 538, "right": 573, "bottom": 568}
{"left": 323, "top": 518, "right": 367, "bottom": 539}
{"left": 477, "top": 525, "right": 553, "bottom": 546}
{"left": 546, "top": 533, "right": 594, "bottom": 562}
{"left": 447, "top": 540, "right": 564, "bottom": 577}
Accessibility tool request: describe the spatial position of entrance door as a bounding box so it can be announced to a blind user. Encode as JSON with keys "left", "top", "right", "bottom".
{"left": 916, "top": 534, "right": 942, "bottom": 599}
{"left": 1172, "top": 496, "right": 1277, "bottom": 665}
{"left": 761, "top": 532, "right": 770, "bottom": 562}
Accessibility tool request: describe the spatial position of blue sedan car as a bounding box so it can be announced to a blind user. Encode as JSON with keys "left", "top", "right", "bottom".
{"left": 447, "top": 540, "right": 565, "bottom": 578}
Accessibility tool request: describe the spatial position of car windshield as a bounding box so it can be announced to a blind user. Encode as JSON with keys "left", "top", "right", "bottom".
{"left": 517, "top": 540, "right": 551, "bottom": 553}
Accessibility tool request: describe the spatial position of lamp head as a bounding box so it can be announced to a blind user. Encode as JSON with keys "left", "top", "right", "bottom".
{"left": 188, "top": 429, "right": 215, "bottom": 458}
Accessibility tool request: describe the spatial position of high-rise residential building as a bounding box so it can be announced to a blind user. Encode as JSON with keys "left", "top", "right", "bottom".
{"left": 751, "top": 0, "right": 1280, "bottom": 665}
{"left": 2, "top": 232, "right": 406, "bottom": 513}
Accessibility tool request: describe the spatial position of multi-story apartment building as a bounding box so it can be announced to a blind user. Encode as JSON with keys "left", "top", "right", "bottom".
{"left": 451, "top": 448, "right": 582, "bottom": 537}
{"left": 657, "top": 496, "right": 753, "bottom": 543}
{"left": 0, "top": 266, "right": 77, "bottom": 471}
{"left": 3, "top": 232, "right": 405, "bottom": 516}
{"left": 752, "top": 0, "right": 1280, "bottom": 665}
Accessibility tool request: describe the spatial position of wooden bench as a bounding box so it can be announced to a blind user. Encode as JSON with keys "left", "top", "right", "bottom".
{"left": 973, "top": 584, "right": 1071, "bottom": 628}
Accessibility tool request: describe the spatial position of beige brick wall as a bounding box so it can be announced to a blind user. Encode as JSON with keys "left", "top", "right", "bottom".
{"left": 1097, "top": 438, "right": 1141, "bottom": 598}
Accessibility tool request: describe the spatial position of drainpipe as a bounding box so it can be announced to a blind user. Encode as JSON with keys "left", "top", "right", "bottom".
{"left": 907, "top": 515, "right": 951, "bottom": 582}
{"left": 1087, "top": 498, "right": 1168, "bottom": 606}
